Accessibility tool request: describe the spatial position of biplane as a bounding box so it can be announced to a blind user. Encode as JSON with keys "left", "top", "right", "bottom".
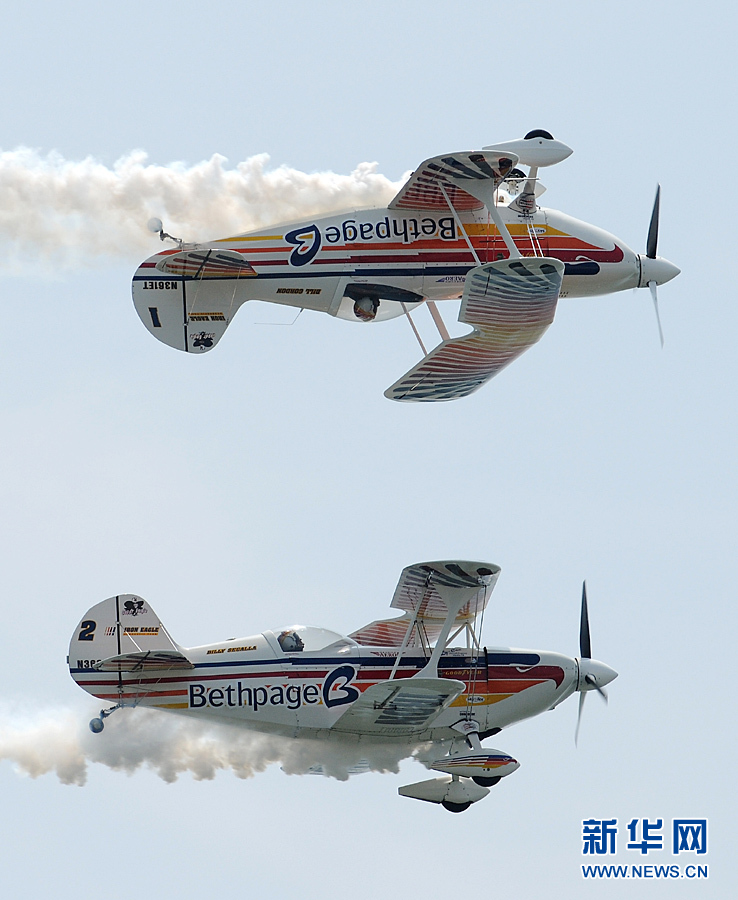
{"left": 132, "top": 130, "right": 679, "bottom": 401}
{"left": 69, "top": 559, "right": 616, "bottom": 812}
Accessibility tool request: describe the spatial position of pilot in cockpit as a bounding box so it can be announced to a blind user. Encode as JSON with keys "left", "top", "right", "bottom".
{"left": 278, "top": 629, "right": 304, "bottom": 652}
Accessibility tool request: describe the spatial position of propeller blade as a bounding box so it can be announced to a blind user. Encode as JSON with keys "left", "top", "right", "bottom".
{"left": 646, "top": 184, "right": 661, "bottom": 259}
{"left": 575, "top": 691, "right": 586, "bottom": 746}
{"left": 584, "top": 673, "right": 609, "bottom": 702}
{"left": 649, "top": 281, "right": 665, "bottom": 348}
{"left": 579, "top": 581, "right": 591, "bottom": 659}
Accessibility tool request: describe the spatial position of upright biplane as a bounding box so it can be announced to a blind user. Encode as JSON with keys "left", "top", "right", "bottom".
{"left": 70, "top": 559, "right": 616, "bottom": 812}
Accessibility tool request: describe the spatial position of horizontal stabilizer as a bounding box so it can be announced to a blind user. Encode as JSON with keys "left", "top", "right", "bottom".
{"left": 94, "top": 650, "right": 193, "bottom": 672}
{"left": 155, "top": 249, "right": 257, "bottom": 279}
{"left": 333, "top": 677, "right": 465, "bottom": 735}
{"left": 385, "top": 257, "right": 564, "bottom": 402}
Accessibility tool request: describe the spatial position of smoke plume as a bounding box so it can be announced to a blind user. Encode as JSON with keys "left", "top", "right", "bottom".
{"left": 0, "top": 706, "right": 424, "bottom": 786}
{"left": 0, "top": 148, "right": 404, "bottom": 271}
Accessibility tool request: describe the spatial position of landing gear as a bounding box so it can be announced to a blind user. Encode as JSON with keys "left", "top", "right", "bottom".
{"left": 88, "top": 702, "right": 123, "bottom": 734}
{"left": 442, "top": 800, "right": 472, "bottom": 813}
{"left": 472, "top": 775, "right": 502, "bottom": 787}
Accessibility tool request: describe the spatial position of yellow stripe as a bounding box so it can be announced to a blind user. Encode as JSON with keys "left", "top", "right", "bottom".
{"left": 219, "top": 235, "right": 284, "bottom": 243}
{"left": 463, "top": 223, "right": 553, "bottom": 237}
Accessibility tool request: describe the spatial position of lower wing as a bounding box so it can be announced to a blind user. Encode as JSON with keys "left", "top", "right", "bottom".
{"left": 386, "top": 257, "right": 564, "bottom": 402}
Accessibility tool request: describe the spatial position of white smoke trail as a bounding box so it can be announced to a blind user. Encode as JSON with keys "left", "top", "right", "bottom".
{"left": 0, "top": 148, "right": 405, "bottom": 271}
{"left": 0, "top": 706, "right": 423, "bottom": 786}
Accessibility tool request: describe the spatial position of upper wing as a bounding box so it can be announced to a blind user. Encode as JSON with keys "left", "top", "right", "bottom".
{"left": 385, "top": 257, "right": 564, "bottom": 402}
{"left": 331, "top": 677, "right": 466, "bottom": 735}
{"left": 389, "top": 150, "right": 518, "bottom": 211}
{"left": 391, "top": 559, "right": 499, "bottom": 619}
{"left": 349, "top": 560, "right": 499, "bottom": 647}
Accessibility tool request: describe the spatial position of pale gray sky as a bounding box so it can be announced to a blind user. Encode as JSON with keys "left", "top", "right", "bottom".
{"left": 0, "top": 2, "right": 734, "bottom": 897}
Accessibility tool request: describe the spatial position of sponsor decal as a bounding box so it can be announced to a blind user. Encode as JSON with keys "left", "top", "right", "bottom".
{"left": 191, "top": 332, "right": 215, "bottom": 349}
{"left": 282, "top": 215, "right": 459, "bottom": 268}
{"left": 324, "top": 215, "right": 456, "bottom": 246}
{"left": 285, "top": 224, "right": 321, "bottom": 267}
{"left": 189, "top": 680, "right": 321, "bottom": 711}
{"left": 105, "top": 624, "right": 159, "bottom": 637}
{"left": 187, "top": 666, "right": 359, "bottom": 712}
{"left": 322, "top": 665, "right": 359, "bottom": 708}
{"left": 122, "top": 599, "right": 146, "bottom": 617}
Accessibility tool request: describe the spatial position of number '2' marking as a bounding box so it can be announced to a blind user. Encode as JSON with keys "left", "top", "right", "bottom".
{"left": 78, "top": 620, "right": 97, "bottom": 642}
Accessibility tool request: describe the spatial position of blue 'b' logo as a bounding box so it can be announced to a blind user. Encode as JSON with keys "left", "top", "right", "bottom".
{"left": 323, "top": 665, "right": 359, "bottom": 708}
{"left": 285, "top": 224, "right": 321, "bottom": 266}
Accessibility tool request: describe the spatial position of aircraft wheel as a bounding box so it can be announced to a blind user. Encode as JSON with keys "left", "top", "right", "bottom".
{"left": 472, "top": 775, "right": 501, "bottom": 787}
{"left": 89, "top": 717, "right": 104, "bottom": 734}
{"left": 441, "top": 800, "right": 472, "bottom": 813}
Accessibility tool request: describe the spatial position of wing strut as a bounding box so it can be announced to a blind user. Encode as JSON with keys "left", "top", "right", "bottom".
{"left": 426, "top": 300, "right": 450, "bottom": 342}
{"left": 456, "top": 179, "right": 521, "bottom": 260}
{"left": 400, "top": 301, "right": 427, "bottom": 355}
{"left": 417, "top": 576, "right": 489, "bottom": 680}
{"left": 388, "top": 607, "right": 421, "bottom": 681}
{"left": 439, "top": 183, "right": 481, "bottom": 265}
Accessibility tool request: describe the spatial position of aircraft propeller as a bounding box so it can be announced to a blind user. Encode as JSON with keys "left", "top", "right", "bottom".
{"left": 646, "top": 186, "right": 664, "bottom": 347}
{"left": 638, "top": 185, "right": 679, "bottom": 348}
{"left": 575, "top": 581, "right": 617, "bottom": 745}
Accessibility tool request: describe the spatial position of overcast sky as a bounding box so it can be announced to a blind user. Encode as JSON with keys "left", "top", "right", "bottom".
{"left": 0, "top": 2, "right": 735, "bottom": 898}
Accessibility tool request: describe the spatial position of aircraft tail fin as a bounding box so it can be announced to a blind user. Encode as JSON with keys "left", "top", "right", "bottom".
{"left": 132, "top": 248, "right": 253, "bottom": 352}
{"left": 68, "top": 595, "right": 192, "bottom": 698}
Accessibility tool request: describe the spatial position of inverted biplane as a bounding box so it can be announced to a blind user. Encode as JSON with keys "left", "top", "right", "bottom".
{"left": 133, "top": 130, "right": 679, "bottom": 401}
{"left": 69, "top": 560, "right": 616, "bottom": 812}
